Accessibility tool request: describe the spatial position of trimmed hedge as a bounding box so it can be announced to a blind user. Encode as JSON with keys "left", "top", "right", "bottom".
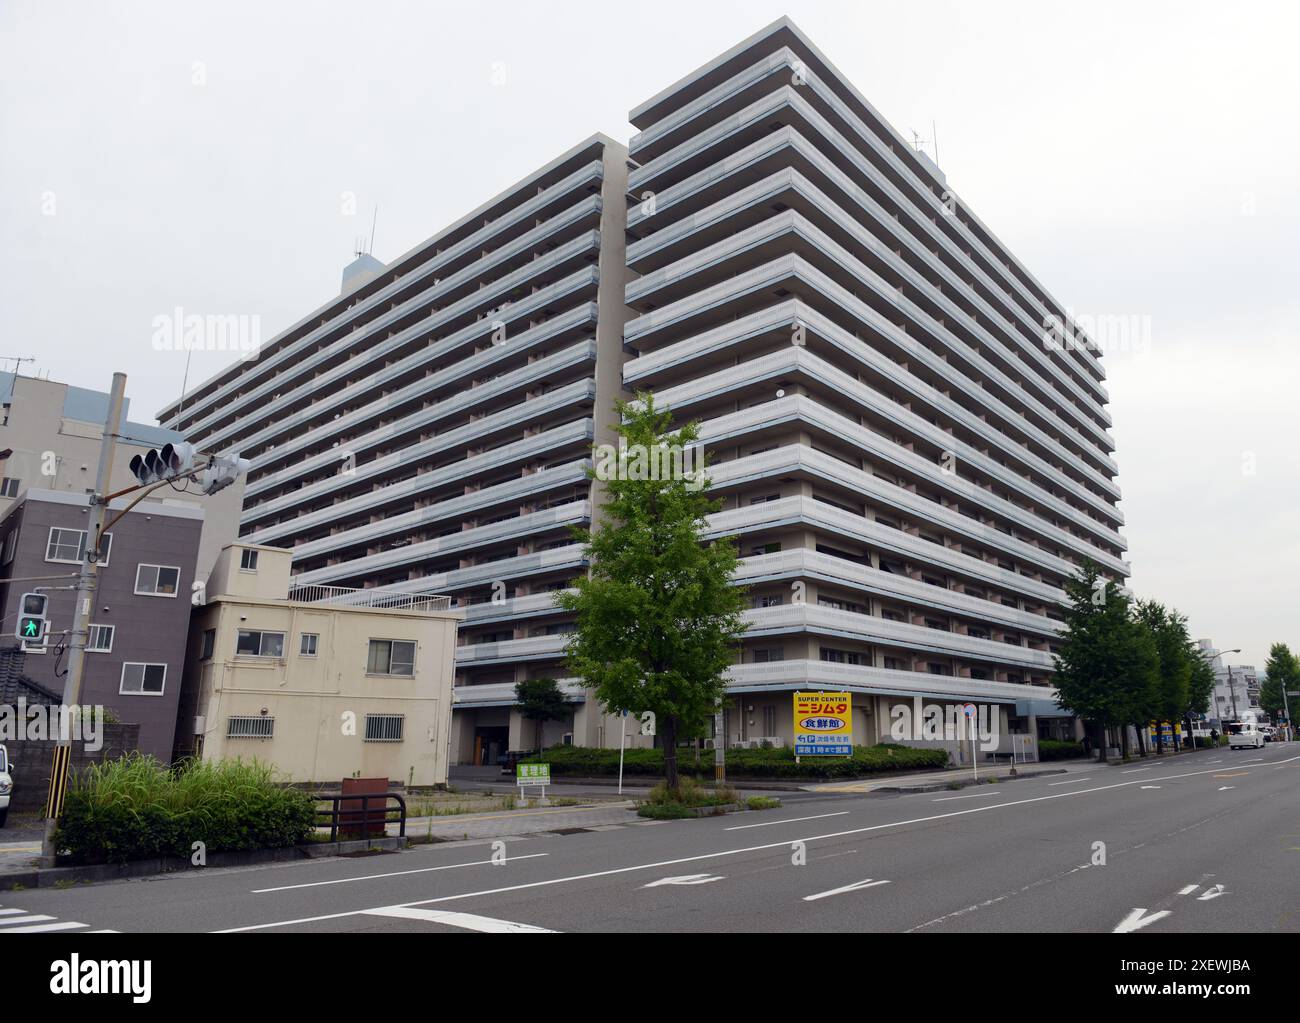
{"left": 56, "top": 754, "right": 317, "bottom": 865}
{"left": 525, "top": 742, "right": 948, "bottom": 780}
{"left": 1038, "top": 739, "right": 1086, "bottom": 761}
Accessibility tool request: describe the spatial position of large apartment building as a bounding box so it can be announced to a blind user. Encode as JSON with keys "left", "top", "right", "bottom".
{"left": 160, "top": 18, "right": 1128, "bottom": 763}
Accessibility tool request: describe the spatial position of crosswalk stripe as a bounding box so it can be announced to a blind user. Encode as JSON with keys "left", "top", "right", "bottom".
{"left": 0, "top": 914, "right": 59, "bottom": 926}
{"left": 0, "top": 920, "right": 89, "bottom": 933}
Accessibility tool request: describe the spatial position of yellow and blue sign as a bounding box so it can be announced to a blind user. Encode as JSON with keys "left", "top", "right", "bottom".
{"left": 794, "top": 691, "right": 853, "bottom": 756}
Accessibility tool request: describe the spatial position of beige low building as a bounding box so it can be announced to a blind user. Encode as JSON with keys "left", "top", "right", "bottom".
{"left": 175, "top": 543, "right": 461, "bottom": 786}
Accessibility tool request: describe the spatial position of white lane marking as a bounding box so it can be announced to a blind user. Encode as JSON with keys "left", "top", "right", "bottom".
{"left": 1115, "top": 908, "right": 1172, "bottom": 933}
{"left": 933, "top": 791, "right": 1001, "bottom": 802}
{"left": 0, "top": 920, "right": 89, "bottom": 933}
{"left": 643, "top": 874, "right": 725, "bottom": 887}
{"left": 1121, "top": 768, "right": 1150, "bottom": 774}
{"left": 725, "top": 811, "right": 848, "bottom": 831}
{"left": 803, "top": 878, "right": 890, "bottom": 902}
{"left": 1240, "top": 758, "right": 1264, "bottom": 763}
{"left": 1140, "top": 785, "right": 1162, "bottom": 790}
{"left": 251, "top": 852, "right": 549, "bottom": 893}
{"left": 362, "top": 907, "right": 555, "bottom": 933}
{"left": 1048, "top": 777, "right": 1092, "bottom": 786}
{"left": 1218, "top": 786, "right": 1235, "bottom": 791}
{"left": 1197, "top": 884, "right": 1228, "bottom": 902}
{"left": 218, "top": 754, "right": 1300, "bottom": 933}
{"left": 1177, "top": 885, "right": 1199, "bottom": 896}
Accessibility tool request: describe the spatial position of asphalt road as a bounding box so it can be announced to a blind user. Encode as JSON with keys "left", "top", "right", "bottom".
{"left": 3, "top": 743, "right": 1297, "bottom": 934}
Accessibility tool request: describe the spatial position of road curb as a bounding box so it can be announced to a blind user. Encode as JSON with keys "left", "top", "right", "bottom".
{"left": 0, "top": 835, "right": 409, "bottom": 891}
{"left": 871, "top": 768, "right": 1068, "bottom": 794}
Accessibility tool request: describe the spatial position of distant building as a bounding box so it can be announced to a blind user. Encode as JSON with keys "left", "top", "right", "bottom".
{"left": 175, "top": 544, "right": 462, "bottom": 786}
{"left": 0, "top": 370, "right": 242, "bottom": 582}
{"left": 1196, "top": 639, "right": 1260, "bottom": 725}
{"left": 0, "top": 488, "right": 204, "bottom": 759}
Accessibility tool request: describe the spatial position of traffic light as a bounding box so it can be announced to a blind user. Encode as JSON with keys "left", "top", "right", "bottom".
{"left": 15, "top": 591, "right": 47, "bottom": 643}
{"left": 128, "top": 442, "right": 198, "bottom": 485}
{"left": 202, "top": 453, "right": 250, "bottom": 495}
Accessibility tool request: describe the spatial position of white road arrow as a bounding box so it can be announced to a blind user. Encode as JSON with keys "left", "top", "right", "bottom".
{"left": 1197, "top": 884, "right": 1228, "bottom": 902}
{"left": 643, "top": 874, "right": 726, "bottom": 887}
{"left": 1114, "top": 908, "right": 1172, "bottom": 933}
{"left": 804, "top": 878, "right": 891, "bottom": 902}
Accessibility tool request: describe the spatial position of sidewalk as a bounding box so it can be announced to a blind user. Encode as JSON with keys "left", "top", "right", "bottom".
{"left": 395, "top": 801, "right": 643, "bottom": 842}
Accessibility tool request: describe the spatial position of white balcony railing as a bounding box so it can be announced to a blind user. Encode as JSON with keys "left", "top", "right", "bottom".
{"left": 286, "top": 583, "right": 453, "bottom": 613}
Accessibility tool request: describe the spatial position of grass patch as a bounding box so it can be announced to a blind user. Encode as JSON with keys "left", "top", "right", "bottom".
{"left": 55, "top": 754, "right": 316, "bottom": 865}
{"left": 745, "top": 796, "right": 781, "bottom": 811}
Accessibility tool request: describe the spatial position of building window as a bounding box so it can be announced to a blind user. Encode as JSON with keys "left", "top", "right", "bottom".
{"left": 1, "top": 531, "right": 15, "bottom": 565}
{"left": 762, "top": 706, "right": 776, "bottom": 736}
{"left": 227, "top": 716, "right": 274, "bottom": 739}
{"left": 87, "top": 624, "right": 115, "bottom": 653}
{"left": 364, "top": 714, "right": 405, "bottom": 742}
{"left": 820, "top": 648, "right": 863, "bottom": 665}
{"left": 752, "top": 647, "right": 785, "bottom": 663}
{"left": 236, "top": 630, "right": 285, "bottom": 658}
{"left": 239, "top": 548, "right": 259, "bottom": 572}
{"left": 300, "top": 633, "right": 318, "bottom": 657}
{"left": 135, "top": 563, "right": 180, "bottom": 597}
{"left": 0, "top": 477, "right": 18, "bottom": 498}
{"left": 46, "top": 528, "right": 112, "bottom": 565}
{"left": 752, "top": 594, "right": 783, "bottom": 608}
{"left": 120, "top": 662, "right": 166, "bottom": 696}
{"left": 367, "top": 639, "right": 415, "bottom": 676}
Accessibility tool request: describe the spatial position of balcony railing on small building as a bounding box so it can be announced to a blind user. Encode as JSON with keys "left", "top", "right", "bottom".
{"left": 286, "top": 583, "right": 453, "bottom": 613}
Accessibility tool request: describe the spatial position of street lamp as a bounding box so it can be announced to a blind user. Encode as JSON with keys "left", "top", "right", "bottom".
{"left": 1222, "top": 649, "right": 1242, "bottom": 722}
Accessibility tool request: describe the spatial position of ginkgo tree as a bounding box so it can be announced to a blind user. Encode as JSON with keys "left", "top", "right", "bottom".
{"left": 557, "top": 393, "right": 748, "bottom": 794}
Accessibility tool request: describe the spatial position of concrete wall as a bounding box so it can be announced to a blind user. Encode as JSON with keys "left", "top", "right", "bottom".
{"left": 4, "top": 723, "right": 141, "bottom": 812}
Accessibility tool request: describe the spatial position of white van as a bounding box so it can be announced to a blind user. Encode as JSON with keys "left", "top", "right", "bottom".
{"left": 0, "top": 744, "right": 11, "bottom": 827}
{"left": 1227, "top": 722, "right": 1265, "bottom": 750}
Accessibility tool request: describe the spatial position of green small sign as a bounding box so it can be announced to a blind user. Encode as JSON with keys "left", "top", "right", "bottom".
{"left": 516, "top": 763, "right": 551, "bottom": 787}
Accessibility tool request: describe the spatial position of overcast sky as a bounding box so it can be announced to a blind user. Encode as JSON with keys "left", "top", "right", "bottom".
{"left": 2, "top": 0, "right": 1297, "bottom": 667}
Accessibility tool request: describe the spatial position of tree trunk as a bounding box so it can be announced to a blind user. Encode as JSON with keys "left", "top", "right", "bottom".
{"left": 663, "top": 715, "right": 679, "bottom": 794}
{"left": 1120, "top": 723, "right": 1131, "bottom": 761}
{"left": 536, "top": 717, "right": 543, "bottom": 753}
{"left": 1136, "top": 728, "right": 1147, "bottom": 757}
{"left": 1096, "top": 720, "right": 1108, "bottom": 763}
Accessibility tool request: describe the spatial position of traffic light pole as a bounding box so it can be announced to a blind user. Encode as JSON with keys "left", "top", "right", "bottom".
{"left": 40, "top": 372, "right": 127, "bottom": 866}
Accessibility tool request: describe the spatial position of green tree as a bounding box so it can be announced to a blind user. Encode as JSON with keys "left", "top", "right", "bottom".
{"left": 1261, "top": 644, "right": 1299, "bottom": 721}
{"left": 557, "top": 394, "right": 748, "bottom": 794}
{"left": 514, "top": 677, "right": 571, "bottom": 752}
{"left": 1053, "top": 562, "right": 1158, "bottom": 762}
{"left": 1135, "top": 601, "right": 1193, "bottom": 752}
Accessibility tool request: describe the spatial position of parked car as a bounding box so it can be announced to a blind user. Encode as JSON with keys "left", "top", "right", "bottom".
{"left": 1227, "top": 723, "right": 1265, "bottom": 750}
{"left": 0, "top": 744, "right": 11, "bottom": 827}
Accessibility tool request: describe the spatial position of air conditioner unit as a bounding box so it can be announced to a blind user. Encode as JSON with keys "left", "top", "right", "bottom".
{"left": 753, "top": 736, "right": 785, "bottom": 749}
{"left": 703, "top": 738, "right": 716, "bottom": 750}
{"left": 193, "top": 716, "right": 206, "bottom": 734}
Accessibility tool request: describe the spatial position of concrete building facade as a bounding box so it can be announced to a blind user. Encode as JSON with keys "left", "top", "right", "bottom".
{"left": 0, "top": 488, "right": 204, "bottom": 759}
{"left": 0, "top": 370, "right": 243, "bottom": 583}
{"left": 159, "top": 18, "right": 1128, "bottom": 763}
{"left": 175, "top": 543, "right": 461, "bottom": 785}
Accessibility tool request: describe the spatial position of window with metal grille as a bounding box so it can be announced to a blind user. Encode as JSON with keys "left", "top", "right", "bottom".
{"left": 227, "top": 715, "right": 274, "bottom": 739}
{"left": 364, "top": 714, "right": 405, "bottom": 742}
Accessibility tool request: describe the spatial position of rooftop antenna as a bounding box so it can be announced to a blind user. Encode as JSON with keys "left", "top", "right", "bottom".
{"left": 368, "top": 206, "right": 378, "bottom": 255}
{"left": 1, "top": 355, "right": 36, "bottom": 403}
{"left": 932, "top": 119, "right": 940, "bottom": 167}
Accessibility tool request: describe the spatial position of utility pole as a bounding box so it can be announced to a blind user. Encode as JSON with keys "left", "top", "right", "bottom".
{"left": 40, "top": 373, "right": 126, "bottom": 865}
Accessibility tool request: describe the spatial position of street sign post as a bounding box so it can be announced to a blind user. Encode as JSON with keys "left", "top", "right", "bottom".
{"left": 517, "top": 762, "right": 551, "bottom": 803}
{"left": 962, "top": 703, "right": 978, "bottom": 781}
{"left": 793, "top": 692, "right": 852, "bottom": 757}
